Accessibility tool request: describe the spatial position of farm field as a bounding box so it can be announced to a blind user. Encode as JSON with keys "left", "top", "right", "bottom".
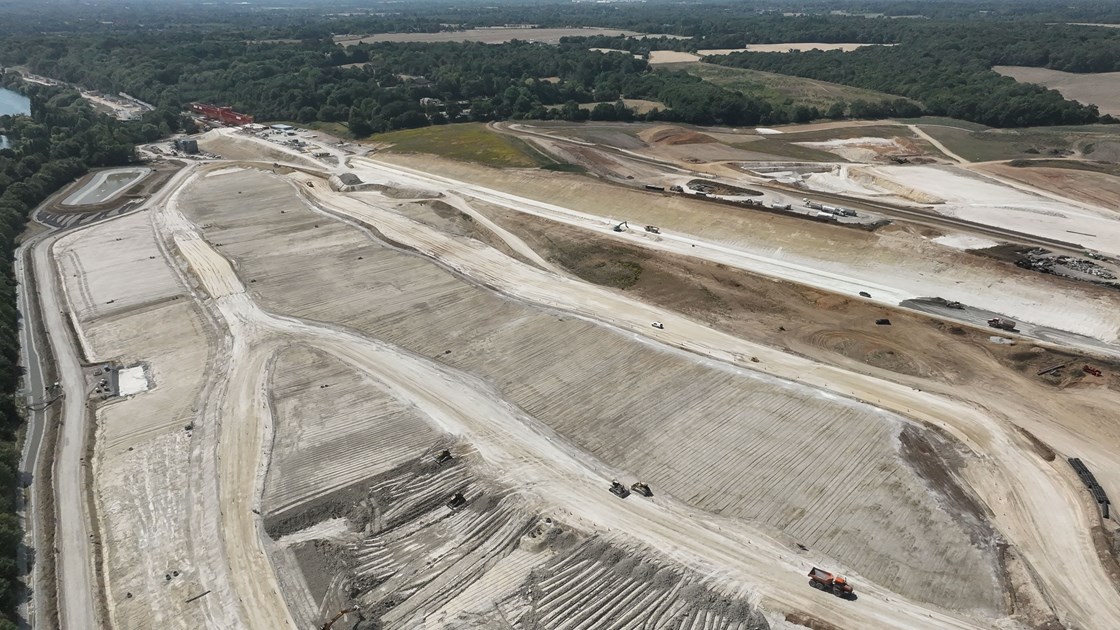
{"left": 335, "top": 27, "right": 659, "bottom": 45}
{"left": 368, "top": 123, "right": 554, "bottom": 168}
{"left": 995, "top": 65, "right": 1120, "bottom": 116}
{"left": 666, "top": 62, "right": 911, "bottom": 113}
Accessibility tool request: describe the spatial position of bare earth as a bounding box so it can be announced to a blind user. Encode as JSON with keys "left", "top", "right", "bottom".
{"left": 45, "top": 125, "right": 1120, "bottom": 630}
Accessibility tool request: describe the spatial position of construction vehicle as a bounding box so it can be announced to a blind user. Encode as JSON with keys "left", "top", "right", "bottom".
{"left": 447, "top": 492, "right": 467, "bottom": 510}
{"left": 435, "top": 449, "right": 454, "bottom": 465}
{"left": 321, "top": 607, "right": 358, "bottom": 630}
{"left": 808, "top": 567, "right": 855, "bottom": 599}
{"left": 644, "top": 225, "right": 661, "bottom": 234}
{"left": 609, "top": 480, "right": 631, "bottom": 499}
{"left": 651, "top": 322, "right": 664, "bottom": 330}
{"left": 946, "top": 301, "right": 964, "bottom": 309}
{"left": 875, "top": 319, "right": 891, "bottom": 326}
{"left": 859, "top": 291, "right": 871, "bottom": 298}
{"left": 987, "top": 317, "right": 1016, "bottom": 331}
{"left": 1084, "top": 365, "right": 1103, "bottom": 377}
{"left": 631, "top": 482, "right": 653, "bottom": 497}
{"left": 613, "top": 221, "right": 628, "bottom": 232}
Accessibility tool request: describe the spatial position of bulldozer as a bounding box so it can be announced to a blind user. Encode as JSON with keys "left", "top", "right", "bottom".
{"left": 808, "top": 567, "right": 855, "bottom": 599}
{"left": 447, "top": 492, "right": 467, "bottom": 510}
{"left": 434, "top": 449, "right": 454, "bottom": 466}
{"left": 609, "top": 480, "right": 631, "bottom": 499}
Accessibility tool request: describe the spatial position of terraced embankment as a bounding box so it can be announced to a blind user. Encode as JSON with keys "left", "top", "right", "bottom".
{"left": 178, "top": 166, "right": 1004, "bottom": 613}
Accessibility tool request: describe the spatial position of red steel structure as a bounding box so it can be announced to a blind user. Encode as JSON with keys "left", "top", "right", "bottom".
{"left": 189, "top": 103, "right": 254, "bottom": 125}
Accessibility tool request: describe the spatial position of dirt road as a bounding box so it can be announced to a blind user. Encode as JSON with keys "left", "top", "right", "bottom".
{"left": 61, "top": 153, "right": 1120, "bottom": 629}
{"left": 908, "top": 125, "right": 968, "bottom": 163}
{"left": 299, "top": 171, "right": 1120, "bottom": 629}
{"left": 155, "top": 178, "right": 992, "bottom": 629}
{"left": 33, "top": 229, "right": 99, "bottom": 629}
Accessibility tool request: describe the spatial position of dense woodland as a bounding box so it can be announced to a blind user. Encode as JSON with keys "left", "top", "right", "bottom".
{"left": 1, "top": 1, "right": 1117, "bottom": 132}
{"left": 0, "top": 75, "right": 171, "bottom": 628}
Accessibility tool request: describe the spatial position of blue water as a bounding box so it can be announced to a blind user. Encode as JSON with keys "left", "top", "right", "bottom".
{"left": 0, "top": 87, "right": 30, "bottom": 116}
{"left": 0, "top": 87, "right": 30, "bottom": 148}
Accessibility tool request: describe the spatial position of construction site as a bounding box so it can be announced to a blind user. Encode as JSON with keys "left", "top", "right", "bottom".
{"left": 22, "top": 115, "right": 1120, "bottom": 630}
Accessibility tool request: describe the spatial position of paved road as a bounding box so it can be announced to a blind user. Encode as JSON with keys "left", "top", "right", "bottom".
{"left": 15, "top": 235, "right": 51, "bottom": 630}
{"left": 32, "top": 228, "right": 99, "bottom": 630}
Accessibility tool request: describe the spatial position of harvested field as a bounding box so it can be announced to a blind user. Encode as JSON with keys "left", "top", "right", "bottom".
{"left": 53, "top": 211, "right": 183, "bottom": 324}
{"left": 177, "top": 166, "right": 1005, "bottom": 612}
{"left": 668, "top": 62, "right": 910, "bottom": 113}
{"left": 648, "top": 51, "right": 702, "bottom": 64}
{"left": 336, "top": 27, "right": 655, "bottom": 45}
{"left": 369, "top": 123, "right": 551, "bottom": 168}
{"left": 995, "top": 66, "right": 1120, "bottom": 116}
{"left": 714, "top": 43, "right": 892, "bottom": 53}
{"left": 264, "top": 345, "right": 441, "bottom": 514}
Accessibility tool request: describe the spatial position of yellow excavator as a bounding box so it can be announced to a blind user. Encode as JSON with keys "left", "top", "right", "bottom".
{"left": 321, "top": 607, "right": 358, "bottom": 630}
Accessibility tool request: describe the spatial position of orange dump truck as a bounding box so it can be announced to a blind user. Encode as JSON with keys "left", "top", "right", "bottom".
{"left": 808, "top": 567, "right": 855, "bottom": 599}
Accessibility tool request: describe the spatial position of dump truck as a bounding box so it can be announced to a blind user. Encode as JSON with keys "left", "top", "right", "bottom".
{"left": 609, "top": 480, "right": 631, "bottom": 499}
{"left": 808, "top": 567, "right": 854, "bottom": 598}
{"left": 644, "top": 225, "right": 661, "bottom": 234}
{"left": 987, "top": 317, "right": 1016, "bottom": 331}
{"left": 631, "top": 482, "right": 653, "bottom": 497}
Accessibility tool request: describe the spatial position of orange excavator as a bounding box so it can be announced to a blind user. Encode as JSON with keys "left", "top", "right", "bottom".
{"left": 321, "top": 607, "right": 358, "bottom": 630}
{"left": 808, "top": 567, "right": 855, "bottom": 599}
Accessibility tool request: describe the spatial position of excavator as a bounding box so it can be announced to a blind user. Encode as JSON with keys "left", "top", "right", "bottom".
{"left": 321, "top": 607, "right": 358, "bottom": 630}
{"left": 613, "top": 221, "right": 628, "bottom": 232}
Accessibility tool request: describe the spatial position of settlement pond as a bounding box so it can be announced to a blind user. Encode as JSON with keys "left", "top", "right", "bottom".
{"left": 62, "top": 167, "right": 152, "bottom": 206}
{"left": 0, "top": 87, "right": 31, "bottom": 149}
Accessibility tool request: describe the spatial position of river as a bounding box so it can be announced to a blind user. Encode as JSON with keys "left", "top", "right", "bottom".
{"left": 0, "top": 86, "right": 31, "bottom": 149}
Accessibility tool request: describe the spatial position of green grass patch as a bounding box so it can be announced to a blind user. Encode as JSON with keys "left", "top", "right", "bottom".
{"left": 915, "top": 126, "right": 1076, "bottom": 162}
{"left": 371, "top": 123, "right": 559, "bottom": 168}
{"left": 670, "top": 62, "right": 914, "bottom": 112}
{"left": 549, "top": 243, "right": 645, "bottom": 289}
